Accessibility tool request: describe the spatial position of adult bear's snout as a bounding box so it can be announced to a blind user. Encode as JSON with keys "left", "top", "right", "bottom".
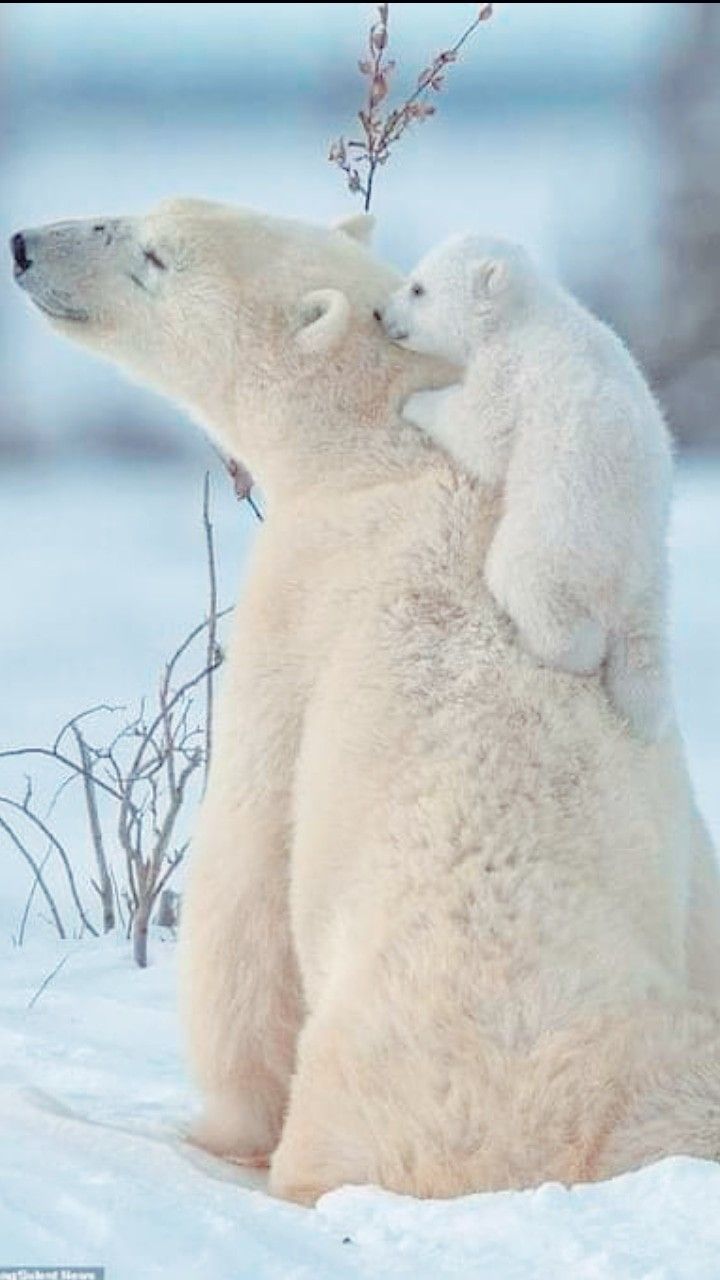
{"left": 10, "top": 231, "right": 32, "bottom": 275}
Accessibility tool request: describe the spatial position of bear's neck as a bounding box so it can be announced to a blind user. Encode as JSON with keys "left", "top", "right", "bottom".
{"left": 225, "top": 342, "right": 460, "bottom": 504}
{"left": 258, "top": 414, "right": 441, "bottom": 504}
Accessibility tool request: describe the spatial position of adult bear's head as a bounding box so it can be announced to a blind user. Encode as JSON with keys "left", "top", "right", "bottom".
{"left": 10, "top": 199, "right": 456, "bottom": 495}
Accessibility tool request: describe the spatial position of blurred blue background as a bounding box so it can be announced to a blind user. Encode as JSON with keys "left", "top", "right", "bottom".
{"left": 0, "top": 3, "right": 718, "bottom": 913}
{"left": 3, "top": 3, "right": 718, "bottom": 457}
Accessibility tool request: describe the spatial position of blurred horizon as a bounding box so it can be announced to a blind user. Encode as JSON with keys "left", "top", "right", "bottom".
{"left": 2, "top": 3, "right": 718, "bottom": 458}
{"left": 3, "top": 4, "right": 680, "bottom": 110}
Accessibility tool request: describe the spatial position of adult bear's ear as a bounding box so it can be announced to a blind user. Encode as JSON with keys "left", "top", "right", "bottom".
{"left": 472, "top": 257, "right": 508, "bottom": 298}
{"left": 294, "top": 288, "right": 351, "bottom": 353}
{"left": 333, "top": 213, "right": 375, "bottom": 246}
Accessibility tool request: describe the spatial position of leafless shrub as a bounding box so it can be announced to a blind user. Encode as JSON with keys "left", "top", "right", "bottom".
{"left": 0, "top": 473, "right": 258, "bottom": 967}
{"left": 329, "top": 2, "right": 493, "bottom": 212}
{"left": 155, "top": 888, "right": 180, "bottom": 930}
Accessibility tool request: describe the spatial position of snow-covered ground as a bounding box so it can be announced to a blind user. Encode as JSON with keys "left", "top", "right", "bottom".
{"left": 0, "top": 458, "right": 718, "bottom": 1277}
{"left": 1, "top": 935, "right": 720, "bottom": 1279}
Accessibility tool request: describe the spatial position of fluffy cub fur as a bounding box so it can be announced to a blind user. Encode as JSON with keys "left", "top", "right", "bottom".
{"left": 384, "top": 235, "right": 673, "bottom": 740}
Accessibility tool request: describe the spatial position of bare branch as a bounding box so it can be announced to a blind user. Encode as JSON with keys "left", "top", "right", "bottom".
{"left": 159, "top": 664, "right": 178, "bottom": 802}
{"left": 71, "top": 724, "right": 115, "bottom": 933}
{"left": 0, "top": 747, "right": 125, "bottom": 804}
{"left": 0, "top": 815, "right": 66, "bottom": 940}
{"left": 110, "top": 864, "right": 127, "bottom": 933}
{"left": 202, "top": 472, "right": 219, "bottom": 792}
{"left": 154, "top": 844, "right": 188, "bottom": 899}
{"left": 0, "top": 794, "right": 98, "bottom": 937}
{"left": 330, "top": 3, "right": 493, "bottom": 211}
{"left": 124, "top": 650, "right": 225, "bottom": 793}
{"left": 2, "top": 475, "right": 236, "bottom": 966}
{"left": 27, "top": 953, "right": 71, "bottom": 1010}
{"left": 53, "top": 703, "right": 123, "bottom": 756}
{"left": 16, "top": 844, "right": 53, "bottom": 946}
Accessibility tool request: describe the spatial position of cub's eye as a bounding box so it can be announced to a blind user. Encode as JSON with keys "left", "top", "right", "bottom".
{"left": 143, "top": 248, "right": 167, "bottom": 271}
{"left": 410, "top": 282, "right": 425, "bottom": 298}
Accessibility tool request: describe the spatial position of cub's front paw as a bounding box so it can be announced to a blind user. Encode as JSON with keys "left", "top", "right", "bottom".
{"left": 402, "top": 386, "right": 456, "bottom": 432}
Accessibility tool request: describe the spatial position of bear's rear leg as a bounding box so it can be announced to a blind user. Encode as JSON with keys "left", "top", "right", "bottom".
{"left": 596, "top": 1018, "right": 720, "bottom": 1178}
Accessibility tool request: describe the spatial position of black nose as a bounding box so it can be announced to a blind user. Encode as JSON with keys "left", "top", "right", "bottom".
{"left": 11, "top": 232, "right": 31, "bottom": 273}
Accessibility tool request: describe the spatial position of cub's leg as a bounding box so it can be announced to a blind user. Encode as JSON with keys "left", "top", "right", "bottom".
{"left": 485, "top": 517, "right": 607, "bottom": 675}
{"left": 604, "top": 608, "right": 669, "bottom": 742}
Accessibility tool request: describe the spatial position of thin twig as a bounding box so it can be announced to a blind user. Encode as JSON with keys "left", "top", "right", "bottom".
{"left": 124, "top": 652, "right": 225, "bottom": 795}
{"left": 53, "top": 703, "right": 122, "bottom": 756}
{"left": 0, "top": 815, "right": 66, "bottom": 940}
{"left": 202, "top": 472, "right": 218, "bottom": 792}
{"left": 71, "top": 724, "right": 115, "bottom": 933}
{"left": 246, "top": 491, "right": 264, "bottom": 521}
{"left": 159, "top": 666, "right": 177, "bottom": 803}
{"left": 0, "top": 747, "right": 125, "bottom": 803}
{"left": 16, "top": 843, "right": 53, "bottom": 946}
{"left": 27, "top": 952, "right": 71, "bottom": 1010}
{"left": 208, "top": 443, "right": 264, "bottom": 521}
{"left": 330, "top": 3, "right": 493, "bottom": 211}
{"left": 110, "top": 863, "right": 127, "bottom": 933}
{"left": 0, "top": 794, "right": 98, "bottom": 938}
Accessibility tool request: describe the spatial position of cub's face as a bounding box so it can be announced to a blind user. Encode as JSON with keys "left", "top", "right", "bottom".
{"left": 382, "top": 233, "right": 535, "bottom": 365}
{"left": 382, "top": 241, "right": 478, "bottom": 365}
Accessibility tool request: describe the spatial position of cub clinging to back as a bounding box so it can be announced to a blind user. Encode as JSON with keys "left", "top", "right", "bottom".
{"left": 382, "top": 234, "right": 673, "bottom": 740}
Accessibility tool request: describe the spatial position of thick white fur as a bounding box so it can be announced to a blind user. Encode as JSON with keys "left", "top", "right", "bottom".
{"left": 14, "top": 201, "right": 720, "bottom": 1203}
{"left": 385, "top": 235, "right": 673, "bottom": 740}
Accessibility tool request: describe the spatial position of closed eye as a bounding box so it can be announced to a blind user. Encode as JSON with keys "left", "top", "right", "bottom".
{"left": 143, "top": 247, "right": 167, "bottom": 270}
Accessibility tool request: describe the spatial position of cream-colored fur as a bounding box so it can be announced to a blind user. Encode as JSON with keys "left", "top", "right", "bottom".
{"left": 12, "top": 200, "right": 720, "bottom": 1204}
{"left": 383, "top": 235, "right": 673, "bottom": 741}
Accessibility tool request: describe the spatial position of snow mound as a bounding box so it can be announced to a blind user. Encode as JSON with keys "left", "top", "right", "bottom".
{"left": 1, "top": 938, "right": 719, "bottom": 1279}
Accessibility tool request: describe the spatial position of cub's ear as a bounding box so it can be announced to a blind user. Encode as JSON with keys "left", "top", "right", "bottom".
{"left": 333, "top": 213, "right": 376, "bottom": 246}
{"left": 472, "top": 257, "right": 509, "bottom": 298}
{"left": 294, "top": 288, "right": 351, "bottom": 353}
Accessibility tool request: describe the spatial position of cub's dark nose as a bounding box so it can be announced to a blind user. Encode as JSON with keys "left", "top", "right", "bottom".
{"left": 11, "top": 232, "right": 31, "bottom": 274}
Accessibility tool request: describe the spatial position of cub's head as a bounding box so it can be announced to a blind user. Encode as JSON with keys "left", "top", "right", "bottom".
{"left": 382, "top": 233, "right": 537, "bottom": 364}
{"left": 10, "top": 199, "right": 456, "bottom": 493}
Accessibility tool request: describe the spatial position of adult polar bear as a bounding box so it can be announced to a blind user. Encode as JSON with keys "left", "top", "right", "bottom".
{"left": 11, "top": 200, "right": 720, "bottom": 1203}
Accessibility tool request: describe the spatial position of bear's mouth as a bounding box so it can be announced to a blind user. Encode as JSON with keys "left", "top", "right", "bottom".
{"left": 31, "top": 296, "right": 90, "bottom": 323}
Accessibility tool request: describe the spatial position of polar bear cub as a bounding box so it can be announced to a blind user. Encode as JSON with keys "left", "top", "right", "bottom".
{"left": 382, "top": 234, "right": 673, "bottom": 740}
